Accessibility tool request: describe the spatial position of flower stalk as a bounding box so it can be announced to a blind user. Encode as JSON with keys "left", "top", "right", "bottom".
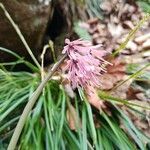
{"left": 7, "top": 54, "right": 67, "bottom": 150}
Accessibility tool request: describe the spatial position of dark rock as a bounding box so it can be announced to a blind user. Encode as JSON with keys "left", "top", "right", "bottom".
{"left": 0, "top": 0, "right": 52, "bottom": 62}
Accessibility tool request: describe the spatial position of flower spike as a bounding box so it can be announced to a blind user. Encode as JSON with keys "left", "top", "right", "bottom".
{"left": 62, "top": 38, "right": 112, "bottom": 89}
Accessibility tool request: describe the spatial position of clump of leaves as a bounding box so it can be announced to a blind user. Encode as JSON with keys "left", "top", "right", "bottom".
{"left": 0, "top": 2, "right": 150, "bottom": 150}
{"left": 0, "top": 67, "right": 150, "bottom": 149}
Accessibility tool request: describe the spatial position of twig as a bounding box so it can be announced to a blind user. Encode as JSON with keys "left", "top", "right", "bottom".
{"left": 41, "top": 45, "right": 49, "bottom": 81}
{"left": 49, "top": 40, "right": 57, "bottom": 63}
{"left": 0, "top": 3, "right": 41, "bottom": 69}
{"left": 7, "top": 54, "right": 67, "bottom": 150}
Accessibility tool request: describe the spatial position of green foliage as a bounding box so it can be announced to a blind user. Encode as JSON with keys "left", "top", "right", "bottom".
{"left": 0, "top": 71, "right": 39, "bottom": 148}
{"left": 0, "top": 69, "right": 150, "bottom": 149}
{"left": 127, "top": 63, "right": 150, "bottom": 81}
{"left": 74, "top": 22, "right": 92, "bottom": 41}
{"left": 0, "top": 47, "right": 39, "bottom": 72}
{"left": 85, "top": 0, "right": 103, "bottom": 19}
{"left": 137, "top": 0, "right": 150, "bottom": 13}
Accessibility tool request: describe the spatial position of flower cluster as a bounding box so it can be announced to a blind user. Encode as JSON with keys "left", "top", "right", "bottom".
{"left": 62, "top": 38, "right": 111, "bottom": 89}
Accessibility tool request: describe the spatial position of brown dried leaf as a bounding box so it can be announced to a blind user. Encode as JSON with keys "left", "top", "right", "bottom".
{"left": 63, "top": 81, "right": 75, "bottom": 99}
{"left": 100, "top": 58, "right": 126, "bottom": 90}
{"left": 142, "top": 39, "right": 150, "bottom": 49}
{"left": 66, "top": 104, "right": 81, "bottom": 130}
{"left": 85, "top": 85, "right": 106, "bottom": 110}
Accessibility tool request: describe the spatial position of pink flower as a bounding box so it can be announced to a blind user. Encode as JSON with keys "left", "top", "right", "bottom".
{"left": 62, "top": 38, "right": 111, "bottom": 89}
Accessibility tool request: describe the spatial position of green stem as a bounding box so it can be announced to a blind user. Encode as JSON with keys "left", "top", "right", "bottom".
{"left": 7, "top": 55, "right": 67, "bottom": 150}
{"left": 111, "top": 63, "right": 150, "bottom": 91}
